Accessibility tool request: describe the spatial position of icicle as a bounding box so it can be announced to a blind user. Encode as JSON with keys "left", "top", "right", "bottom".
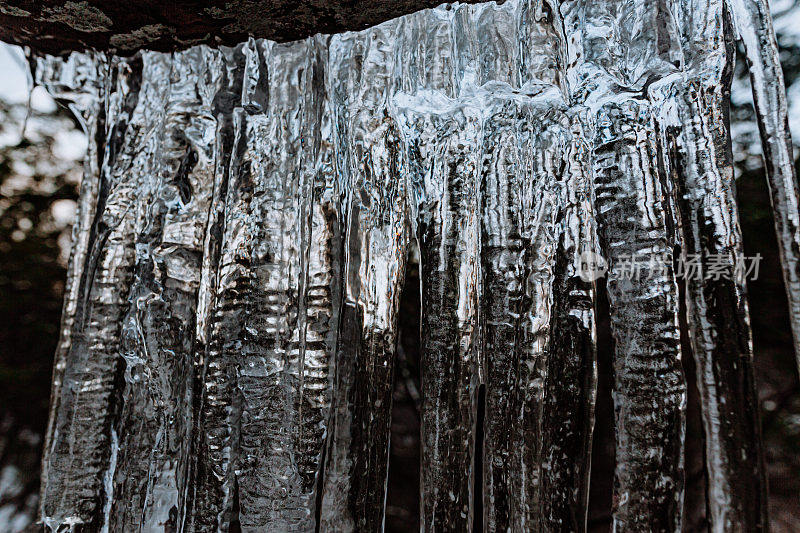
{"left": 232, "top": 38, "right": 334, "bottom": 531}
{"left": 476, "top": 9, "right": 556, "bottom": 533}
{"left": 104, "top": 51, "right": 176, "bottom": 530}
{"left": 294, "top": 36, "right": 339, "bottom": 529}
{"left": 393, "top": 8, "right": 481, "bottom": 531}
{"left": 650, "top": 0, "right": 769, "bottom": 529}
{"left": 319, "top": 25, "right": 410, "bottom": 531}
{"left": 559, "top": 0, "right": 687, "bottom": 529}
{"left": 187, "top": 42, "right": 246, "bottom": 532}
{"left": 728, "top": 0, "right": 800, "bottom": 373}
{"left": 109, "top": 47, "right": 225, "bottom": 530}
{"left": 190, "top": 38, "right": 338, "bottom": 531}
{"left": 33, "top": 50, "right": 107, "bottom": 531}
{"left": 595, "top": 99, "right": 686, "bottom": 532}
{"left": 37, "top": 52, "right": 153, "bottom": 530}
{"left": 538, "top": 111, "right": 597, "bottom": 531}
{"left": 407, "top": 93, "right": 483, "bottom": 533}
{"left": 480, "top": 98, "right": 560, "bottom": 532}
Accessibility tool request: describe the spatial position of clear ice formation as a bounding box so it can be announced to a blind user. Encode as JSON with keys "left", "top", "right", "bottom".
{"left": 33, "top": 0, "right": 798, "bottom": 530}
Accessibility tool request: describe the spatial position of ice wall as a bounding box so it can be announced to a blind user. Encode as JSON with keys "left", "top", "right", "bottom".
{"left": 33, "top": 0, "right": 798, "bottom": 530}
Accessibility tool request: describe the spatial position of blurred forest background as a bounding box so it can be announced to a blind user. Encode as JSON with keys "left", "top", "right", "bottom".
{"left": 1, "top": 2, "right": 800, "bottom": 531}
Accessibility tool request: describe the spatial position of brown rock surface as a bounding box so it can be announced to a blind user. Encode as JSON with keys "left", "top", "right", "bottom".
{"left": 0, "top": 0, "right": 481, "bottom": 54}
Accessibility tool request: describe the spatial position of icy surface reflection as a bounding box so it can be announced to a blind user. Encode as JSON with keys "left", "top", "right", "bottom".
{"left": 33, "top": 0, "right": 797, "bottom": 530}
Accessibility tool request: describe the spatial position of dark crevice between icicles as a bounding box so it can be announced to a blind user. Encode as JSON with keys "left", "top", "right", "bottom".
{"left": 230, "top": 479, "right": 242, "bottom": 533}
{"left": 386, "top": 254, "right": 422, "bottom": 532}
{"left": 313, "top": 428, "right": 328, "bottom": 533}
{"left": 473, "top": 384, "right": 485, "bottom": 533}
{"left": 587, "top": 278, "right": 613, "bottom": 533}
{"left": 736, "top": 158, "right": 800, "bottom": 528}
{"left": 677, "top": 269, "right": 710, "bottom": 533}
{"left": 100, "top": 356, "right": 127, "bottom": 533}
{"left": 173, "top": 143, "right": 198, "bottom": 205}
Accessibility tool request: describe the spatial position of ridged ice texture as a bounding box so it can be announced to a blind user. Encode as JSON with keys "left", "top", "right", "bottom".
{"left": 33, "top": 0, "right": 795, "bottom": 530}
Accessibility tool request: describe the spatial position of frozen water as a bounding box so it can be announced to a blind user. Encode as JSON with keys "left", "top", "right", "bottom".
{"left": 31, "top": 0, "right": 797, "bottom": 530}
